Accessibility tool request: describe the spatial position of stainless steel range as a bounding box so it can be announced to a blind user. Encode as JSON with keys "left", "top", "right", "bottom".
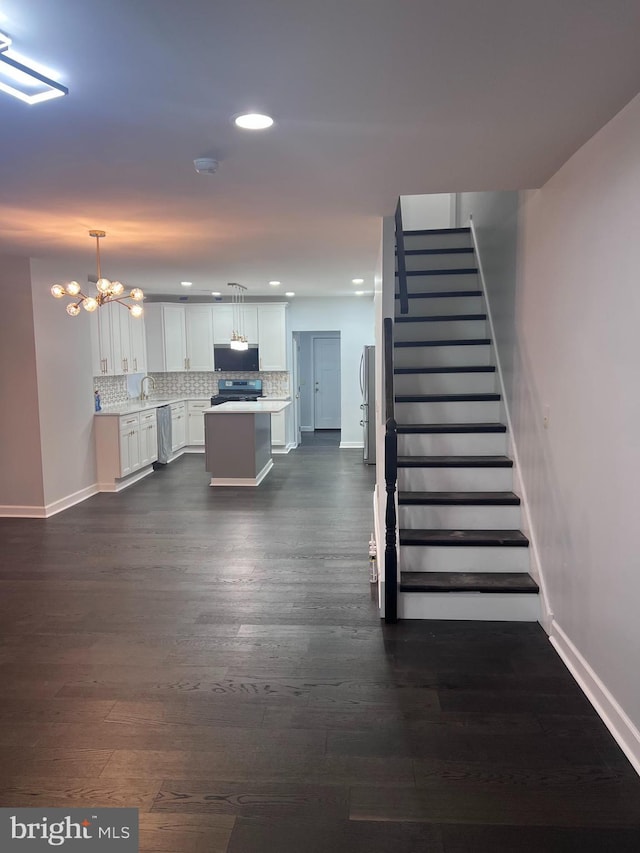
{"left": 210, "top": 379, "right": 264, "bottom": 406}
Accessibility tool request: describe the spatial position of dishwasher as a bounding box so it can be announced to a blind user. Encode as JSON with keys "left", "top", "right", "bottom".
{"left": 155, "top": 405, "right": 172, "bottom": 465}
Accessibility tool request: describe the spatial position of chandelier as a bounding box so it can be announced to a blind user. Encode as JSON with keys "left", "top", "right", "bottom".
{"left": 228, "top": 282, "right": 248, "bottom": 350}
{"left": 50, "top": 230, "right": 144, "bottom": 318}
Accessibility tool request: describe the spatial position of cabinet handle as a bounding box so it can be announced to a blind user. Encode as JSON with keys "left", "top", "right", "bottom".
{"left": 134, "top": 358, "right": 137, "bottom": 372}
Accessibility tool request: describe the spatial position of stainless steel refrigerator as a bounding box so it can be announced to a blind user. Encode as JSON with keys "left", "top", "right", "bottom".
{"left": 360, "top": 345, "right": 376, "bottom": 464}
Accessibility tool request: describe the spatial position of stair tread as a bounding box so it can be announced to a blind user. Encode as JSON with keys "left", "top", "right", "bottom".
{"left": 396, "top": 393, "right": 500, "bottom": 403}
{"left": 396, "top": 314, "right": 487, "bottom": 323}
{"left": 402, "top": 247, "right": 475, "bottom": 256}
{"left": 400, "top": 529, "right": 530, "bottom": 546}
{"left": 398, "top": 491, "right": 520, "bottom": 506}
{"left": 395, "top": 290, "right": 482, "bottom": 299}
{"left": 404, "top": 227, "right": 471, "bottom": 236}
{"left": 395, "top": 366, "right": 496, "bottom": 374}
{"left": 395, "top": 339, "right": 491, "bottom": 348}
{"left": 400, "top": 572, "right": 538, "bottom": 593}
{"left": 400, "top": 268, "right": 479, "bottom": 277}
{"left": 397, "top": 423, "right": 506, "bottom": 434}
{"left": 398, "top": 455, "right": 513, "bottom": 468}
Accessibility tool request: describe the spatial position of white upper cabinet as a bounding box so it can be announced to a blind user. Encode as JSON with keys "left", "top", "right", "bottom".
{"left": 257, "top": 304, "right": 288, "bottom": 371}
{"left": 185, "top": 306, "right": 214, "bottom": 371}
{"left": 91, "top": 302, "right": 146, "bottom": 376}
{"left": 111, "top": 304, "right": 133, "bottom": 374}
{"left": 130, "top": 312, "right": 147, "bottom": 374}
{"left": 212, "top": 304, "right": 258, "bottom": 345}
{"left": 145, "top": 304, "right": 187, "bottom": 372}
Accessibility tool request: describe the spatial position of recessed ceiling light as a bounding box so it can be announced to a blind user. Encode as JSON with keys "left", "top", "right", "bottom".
{"left": 180, "top": 281, "right": 192, "bottom": 287}
{"left": 211, "top": 291, "right": 221, "bottom": 296}
{"left": 352, "top": 278, "right": 364, "bottom": 284}
{"left": 234, "top": 112, "right": 274, "bottom": 130}
{"left": 355, "top": 291, "right": 365, "bottom": 296}
{"left": 285, "top": 291, "right": 295, "bottom": 297}
{"left": 269, "top": 280, "right": 281, "bottom": 286}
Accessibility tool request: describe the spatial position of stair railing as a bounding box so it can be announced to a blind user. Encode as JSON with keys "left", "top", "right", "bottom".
{"left": 384, "top": 316, "right": 398, "bottom": 623}
{"left": 395, "top": 198, "right": 409, "bottom": 316}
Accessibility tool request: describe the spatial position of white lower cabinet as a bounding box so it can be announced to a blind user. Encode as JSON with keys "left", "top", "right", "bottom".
{"left": 170, "top": 402, "right": 187, "bottom": 452}
{"left": 187, "top": 400, "right": 209, "bottom": 445}
{"left": 271, "top": 410, "right": 286, "bottom": 446}
{"left": 139, "top": 410, "right": 158, "bottom": 467}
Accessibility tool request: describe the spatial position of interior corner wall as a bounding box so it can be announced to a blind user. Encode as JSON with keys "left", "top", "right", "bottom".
{"left": 400, "top": 194, "right": 454, "bottom": 230}
{"left": 288, "top": 299, "right": 374, "bottom": 445}
{"left": 30, "top": 259, "right": 97, "bottom": 509}
{"left": 0, "top": 254, "right": 45, "bottom": 510}
{"left": 461, "top": 92, "right": 640, "bottom": 766}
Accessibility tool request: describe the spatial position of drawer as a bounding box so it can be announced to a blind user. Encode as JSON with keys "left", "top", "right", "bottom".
{"left": 140, "top": 410, "right": 157, "bottom": 424}
{"left": 119, "top": 414, "right": 140, "bottom": 428}
{"left": 170, "top": 403, "right": 186, "bottom": 415}
{"left": 187, "top": 400, "right": 210, "bottom": 412}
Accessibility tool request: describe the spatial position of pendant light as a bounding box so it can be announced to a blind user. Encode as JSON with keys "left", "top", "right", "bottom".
{"left": 228, "top": 282, "right": 249, "bottom": 350}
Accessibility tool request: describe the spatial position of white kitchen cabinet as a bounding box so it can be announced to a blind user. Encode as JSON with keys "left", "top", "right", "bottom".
{"left": 185, "top": 306, "right": 214, "bottom": 371}
{"left": 257, "top": 304, "right": 288, "bottom": 371}
{"left": 212, "top": 304, "right": 258, "bottom": 344}
{"left": 91, "top": 303, "right": 116, "bottom": 376}
{"left": 130, "top": 313, "right": 147, "bottom": 374}
{"left": 139, "top": 409, "right": 158, "bottom": 466}
{"left": 170, "top": 402, "right": 187, "bottom": 451}
{"left": 112, "top": 303, "right": 133, "bottom": 374}
{"left": 145, "top": 304, "right": 187, "bottom": 372}
{"left": 91, "top": 304, "right": 147, "bottom": 376}
{"left": 119, "top": 413, "right": 141, "bottom": 476}
{"left": 187, "top": 400, "right": 209, "bottom": 445}
{"left": 271, "top": 410, "right": 286, "bottom": 446}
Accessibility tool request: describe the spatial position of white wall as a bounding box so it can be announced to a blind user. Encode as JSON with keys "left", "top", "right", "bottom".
{"left": 400, "top": 193, "right": 454, "bottom": 230}
{"left": 288, "top": 299, "right": 374, "bottom": 446}
{"left": 461, "top": 93, "right": 640, "bottom": 770}
{"left": 0, "top": 254, "right": 45, "bottom": 511}
{"left": 30, "top": 260, "right": 97, "bottom": 510}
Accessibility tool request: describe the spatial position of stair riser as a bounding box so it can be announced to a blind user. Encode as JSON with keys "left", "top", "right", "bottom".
{"left": 399, "top": 544, "right": 530, "bottom": 573}
{"left": 398, "top": 467, "right": 513, "bottom": 491}
{"left": 395, "top": 400, "right": 500, "bottom": 424}
{"left": 399, "top": 253, "right": 476, "bottom": 272}
{"left": 403, "top": 232, "right": 472, "bottom": 251}
{"left": 398, "top": 591, "right": 540, "bottom": 621}
{"left": 394, "top": 319, "right": 487, "bottom": 342}
{"left": 394, "top": 372, "right": 497, "bottom": 395}
{"left": 398, "top": 432, "right": 507, "bottom": 456}
{"left": 399, "top": 504, "right": 521, "bottom": 530}
{"left": 394, "top": 345, "right": 491, "bottom": 368}
{"left": 397, "top": 273, "right": 480, "bottom": 293}
{"left": 396, "top": 295, "right": 483, "bottom": 315}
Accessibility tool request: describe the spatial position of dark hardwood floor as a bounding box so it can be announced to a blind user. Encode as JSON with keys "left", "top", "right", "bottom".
{"left": 0, "top": 448, "right": 639, "bottom": 852}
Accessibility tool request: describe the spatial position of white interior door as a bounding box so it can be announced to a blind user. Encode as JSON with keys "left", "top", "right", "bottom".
{"left": 292, "top": 333, "right": 301, "bottom": 445}
{"left": 313, "top": 337, "right": 341, "bottom": 429}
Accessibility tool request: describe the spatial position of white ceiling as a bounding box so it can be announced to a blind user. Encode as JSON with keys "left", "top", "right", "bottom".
{"left": 1, "top": 0, "right": 639, "bottom": 298}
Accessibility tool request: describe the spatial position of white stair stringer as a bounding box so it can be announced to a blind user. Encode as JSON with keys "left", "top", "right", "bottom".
{"left": 398, "top": 591, "right": 541, "bottom": 621}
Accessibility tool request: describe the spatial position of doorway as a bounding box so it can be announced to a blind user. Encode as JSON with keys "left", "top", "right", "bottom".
{"left": 295, "top": 331, "right": 341, "bottom": 437}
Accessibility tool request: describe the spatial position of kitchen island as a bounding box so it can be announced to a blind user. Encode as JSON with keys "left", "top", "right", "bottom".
{"left": 204, "top": 400, "right": 291, "bottom": 486}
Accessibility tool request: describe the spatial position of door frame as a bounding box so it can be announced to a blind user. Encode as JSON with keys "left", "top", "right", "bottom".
{"left": 312, "top": 334, "right": 341, "bottom": 430}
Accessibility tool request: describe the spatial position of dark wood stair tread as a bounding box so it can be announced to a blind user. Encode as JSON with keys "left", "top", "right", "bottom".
{"left": 401, "top": 247, "right": 475, "bottom": 256}
{"left": 395, "top": 338, "right": 491, "bottom": 348}
{"left": 395, "top": 290, "right": 482, "bottom": 299}
{"left": 395, "top": 314, "right": 487, "bottom": 323}
{"left": 399, "top": 529, "right": 529, "bottom": 547}
{"left": 394, "top": 290, "right": 482, "bottom": 299}
{"left": 395, "top": 366, "right": 496, "bottom": 374}
{"left": 399, "top": 268, "right": 479, "bottom": 277}
{"left": 403, "top": 227, "right": 471, "bottom": 235}
{"left": 397, "top": 423, "right": 506, "bottom": 434}
{"left": 396, "top": 393, "right": 500, "bottom": 403}
{"left": 400, "top": 572, "right": 538, "bottom": 593}
{"left": 398, "top": 455, "right": 513, "bottom": 468}
{"left": 399, "top": 491, "right": 520, "bottom": 506}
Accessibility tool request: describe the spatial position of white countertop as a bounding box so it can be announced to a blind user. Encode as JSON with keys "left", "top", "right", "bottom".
{"left": 95, "top": 396, "right": 291, "bottom": 417}
{"left": 205, "top": 400, "right": 291, "bottom": 414}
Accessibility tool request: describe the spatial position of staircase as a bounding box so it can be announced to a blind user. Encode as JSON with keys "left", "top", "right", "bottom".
{"left": 393, "top": 226, "right": 540, "bottom": 621}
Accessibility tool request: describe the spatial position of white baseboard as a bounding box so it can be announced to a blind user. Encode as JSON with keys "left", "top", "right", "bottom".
{"left": 98, "top": 465, "right": 154, "bottom": 493}
{"left": 183, "top": 446, "right": 205, "bottom": 454}
{"left": 339, "top": 441, "right": 364, "bottom": 449}
{"left": 300, "top": 426, "right": 314, "bottom": 432}
{"left": 210, "top": 459, "right": 274, "bottom": 487}
{"left": 272, "top": 442, "right": 297, "bottom": 455}
{"left": 550, "top": 620, "right": 640, "bottom": 776}
{"left": 44, "top": 484, "right": 99, "bottom": 517}
{"left": 0, "top": 504, "right": 47, "bottom": 518}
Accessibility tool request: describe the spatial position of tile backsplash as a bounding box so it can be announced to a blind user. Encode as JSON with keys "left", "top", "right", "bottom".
{"left": 95, "top": 371, "right": 290, "bottom": 407}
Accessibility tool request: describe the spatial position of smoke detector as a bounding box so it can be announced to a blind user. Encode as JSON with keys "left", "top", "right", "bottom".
{"left": 193, "top": 157, "right": 218, "bottom": 175}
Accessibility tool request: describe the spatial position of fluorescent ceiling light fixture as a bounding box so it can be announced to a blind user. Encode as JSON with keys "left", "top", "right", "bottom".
{"left": 352, "top": 278, "right": 364, "bottom": 284}
{"left": 234, "top": 112, "right": 274, "bottom": 130}
{"left": 0, "top": 31, "right": 68, "bottom": 104}
{"left": 211, "top": 291, "right": 221, "bottom": 296}
{"left": 180, "top": 281, "right": 192, "bottom": 287}
{"left": 268, "top": 280, "right": 281, "bottom": 286}
{"left": 285, "top": 291, "right": 295, "bottom": 297}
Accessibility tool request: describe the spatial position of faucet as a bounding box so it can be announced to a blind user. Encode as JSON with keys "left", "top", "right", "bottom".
{"left": 139, "top": 375, "right": 156, "bottom": 401}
